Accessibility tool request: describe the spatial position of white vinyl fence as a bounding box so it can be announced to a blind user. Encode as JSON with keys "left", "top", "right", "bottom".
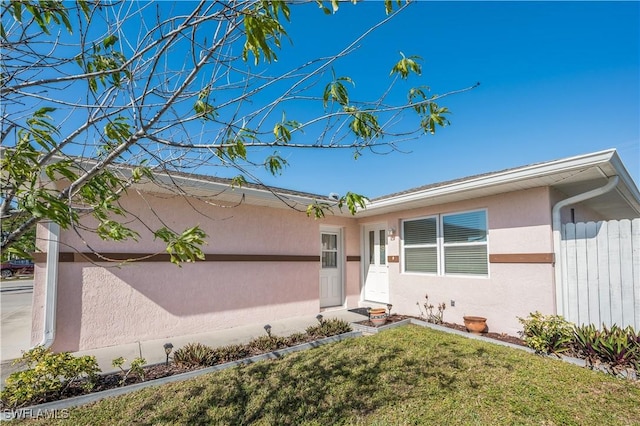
{"left": 560, "top": 218, "right": 640, "bottom": 330}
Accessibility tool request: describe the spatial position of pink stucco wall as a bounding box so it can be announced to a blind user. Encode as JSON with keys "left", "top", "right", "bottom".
{"left": 32, "top": 182, "right": 597, "bottom": 350}
{"left": 359, "top": 186, "right": 557, "bottom": 337}
{"left": 32, "top": 191, "right": 361, "bottom": 352}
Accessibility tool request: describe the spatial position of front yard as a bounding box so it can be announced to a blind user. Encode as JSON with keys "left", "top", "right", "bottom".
{"left": 17, "top": 325, "right": 640, "bottom": 425}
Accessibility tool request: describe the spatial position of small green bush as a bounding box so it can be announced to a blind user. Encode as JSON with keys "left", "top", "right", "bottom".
{"left": 518, "top": 311, "right": 573, "bottom": 356}
{"left": 173, "top": 343, "right": 217, "bottom": 367}
{"left": 112, "top": 356, "right": 147, "bottom": 386}
{"left": 0, "top": 346, "right": 100, "bottom": 408}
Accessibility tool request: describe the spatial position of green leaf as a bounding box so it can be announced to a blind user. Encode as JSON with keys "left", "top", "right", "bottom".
{"left": 231, "top": 175, "right": 247, "bottom": 188}
{"left": 242, "top": 3, "right": 289, "bottom": 65}
{"left": 306, "top": 201, "right": 331, "bottom": 218}
{"left": 12, "top": 1, "right": 22, "bottom": 23}
{"left": 103, "top": 34, "right": 118, "bottom": 48}
{"left": 323, "top": 76, "right": 354, "bottom": 108}
{"left": 153, "top": 226, "right": 207, "bottom": 265}
{"left": 338, "top": 192, "right": 369, "bottom": 215}
{"left": 265, "top": 153, "right": 288, "bottom": 175}
{"left": 315, "top": 0, "right": 332, "bottom": 15}
{"left": 346, "top": 108, "right": 381, "bottom": 140}
{"left": 390, "top": 52, "right": 422, "bottom": 79}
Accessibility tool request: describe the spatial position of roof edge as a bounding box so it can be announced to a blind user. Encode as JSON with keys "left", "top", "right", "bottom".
{"left": 365, "top": 149, "right": 626, "bottom": 212}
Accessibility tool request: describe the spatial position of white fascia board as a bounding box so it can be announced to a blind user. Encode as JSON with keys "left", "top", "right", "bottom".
{"left": 364, "top": 149, "right": 619, "bottom": 213}
{"left": 608, "top": 150, "right": 640, "bottom": 213}
{"left": 155, "top": 173, "right": 329, "bottom": 208}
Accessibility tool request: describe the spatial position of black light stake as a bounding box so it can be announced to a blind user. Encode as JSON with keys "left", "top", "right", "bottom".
{"left": 163, "top": 343, "right": 173, "bottom": 366}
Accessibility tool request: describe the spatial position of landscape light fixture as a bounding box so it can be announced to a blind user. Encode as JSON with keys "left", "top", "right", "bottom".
{"left": 163, "top": 343, "right": 173, "bottom": 366}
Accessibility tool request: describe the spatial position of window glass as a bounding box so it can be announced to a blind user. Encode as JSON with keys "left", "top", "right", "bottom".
{"left": 379, "top": 230, "right": 386, "bottom": 265}
{"left": 322, "top": 233, "right": 337, "bottom": 250}
{"left": 403, "top": 217, "right": 437, "bottom": 245}
{"left": 322, "top": 252, "right": 337, "bottom": 268}
{"left": 369, "top": 231, "right": 375, "bottom": 263}
{"left": 444, "top": 246, "right": 488, "bottom": 275}
{"left": 405, "top": 247, "right": 437, "bottom": 273}
{"left": 402, "top": 210, "right": 488, "bottom": 277}
{"left": 321, "top": 233, "right": 338, "bottom": 268}
{"left": 443, "top": 211, "right": 486, "bottom": 243}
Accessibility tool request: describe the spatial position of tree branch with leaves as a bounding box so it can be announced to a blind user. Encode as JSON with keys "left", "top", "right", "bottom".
{"left": 0, "top": 0, "right": 476, "bottom": 263}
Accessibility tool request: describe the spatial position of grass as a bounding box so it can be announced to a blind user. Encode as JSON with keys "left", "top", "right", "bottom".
{"left": 17, "top": 325, "right": 640, "bottom": 425}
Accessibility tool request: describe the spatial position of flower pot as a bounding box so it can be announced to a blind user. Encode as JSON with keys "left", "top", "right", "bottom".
{"left": 463, "top": 316, "right": 487, "bottom": 334}
{"left": 369, "top": 308, "right": 388, "bottom": 326}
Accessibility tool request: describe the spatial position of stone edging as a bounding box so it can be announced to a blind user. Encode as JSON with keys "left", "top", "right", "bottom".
{"left": 0, "top": 331, "right": 362, "bottom": 421}
{"left": 350, "top": 319, "right": 412, "bottom": 334}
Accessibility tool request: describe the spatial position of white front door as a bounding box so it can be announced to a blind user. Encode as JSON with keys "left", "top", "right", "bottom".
{"left": 320, "top": 228, "right": 343, "bottom": 308}
{"left": 363, "top": 224, "right": 389, "bottom": 303}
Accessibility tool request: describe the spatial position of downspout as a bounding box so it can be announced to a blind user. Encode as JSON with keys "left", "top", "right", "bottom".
{"left": 35, "top": 221, "right": 60, "bottom": 348}
{"left": 552, "top": 175, "right": 619, "bottom": 318}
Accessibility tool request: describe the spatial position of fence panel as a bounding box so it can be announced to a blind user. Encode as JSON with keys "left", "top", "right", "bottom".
{"left": 561, "top": 218, "right": 639, "bottom": 330}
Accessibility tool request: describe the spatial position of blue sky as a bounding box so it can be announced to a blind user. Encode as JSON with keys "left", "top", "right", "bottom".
{"left": 250, "top": 1, "right": 639, "bottom": 199}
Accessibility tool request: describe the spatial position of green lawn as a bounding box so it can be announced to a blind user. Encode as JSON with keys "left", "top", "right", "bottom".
{"left": 19, "top": 325, "right": 640, "bottom": 425}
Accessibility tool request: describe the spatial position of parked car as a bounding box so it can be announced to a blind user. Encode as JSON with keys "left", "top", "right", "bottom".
{"left": 0, "top": 259, "right": 34, "bottom": 279}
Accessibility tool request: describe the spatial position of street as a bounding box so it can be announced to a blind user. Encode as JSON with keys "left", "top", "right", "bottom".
{"left": 1, "top": 278, "right": 33, "bottom": 362}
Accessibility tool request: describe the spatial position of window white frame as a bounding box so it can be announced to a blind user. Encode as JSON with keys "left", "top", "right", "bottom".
{"left": 401, "top": 208, "right": 489, "bottom": 277}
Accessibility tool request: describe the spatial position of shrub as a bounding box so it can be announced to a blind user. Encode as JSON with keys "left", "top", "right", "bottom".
{"left": 306, "top": 318, "right": 352, "bottom": 338}
{"left": 215, "top": 344, "right": 250, "bottom": 363}
{"left": 416, "top": 294, "right": 446, "bottom": 324}
{"left": 248, "top": 335, "right": 287, "bottom": 354}
{"left": 518, "top": 312, "right": 573, "bottom": 356}
{"left": 284, "top": 332, "right": 310, "bottom": 346}
{"left": 173, "top": 343, "right": 217, "bottom": 367}
{"left": 0, "top": 346, "right": 100, "bottom": 408}
{"left": 112, "top": 356, "right": 147, "bottom": 386}
{"left": 573, "top": 324, "right": 639, "bottom": 377}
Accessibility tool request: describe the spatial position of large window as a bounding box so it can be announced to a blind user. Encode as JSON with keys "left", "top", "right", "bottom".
{"left": 403, "top": 210, "right": 488, "bottom": 276}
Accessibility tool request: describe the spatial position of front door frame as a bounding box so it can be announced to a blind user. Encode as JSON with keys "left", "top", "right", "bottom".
{"left": 361, "top": 223, "right": 390, "bottom": 303}
{"left": 319, "top": 226, "right": 345, "bottom": 308}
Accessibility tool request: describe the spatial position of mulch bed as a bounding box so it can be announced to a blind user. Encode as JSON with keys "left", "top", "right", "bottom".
{"left": 354, "top": 314, "right": 526, "bottom": 347}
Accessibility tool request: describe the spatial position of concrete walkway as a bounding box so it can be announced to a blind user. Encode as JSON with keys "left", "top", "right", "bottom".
{"left": 1, "top": 278, "right": 34, "bottom": 385}
{"left": 2, "top": 307, "right": 367, "bottom": 383}
{"left": 78, "top": 309, "right": 367, "bottom": 374}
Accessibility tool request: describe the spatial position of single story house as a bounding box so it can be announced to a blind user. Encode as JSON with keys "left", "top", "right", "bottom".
{"left": 31, "top": 148, "right": 640, "bottom": 352}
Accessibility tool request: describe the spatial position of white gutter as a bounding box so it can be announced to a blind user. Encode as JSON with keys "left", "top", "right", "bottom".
{"left": 367, "top": 149, "right": 618, "bottom": 213}
{"left": 552, "top": 175, "right": 619, "bottom": 318}
{"left": 36, "top": 221, "right": 60, "bottom": 348}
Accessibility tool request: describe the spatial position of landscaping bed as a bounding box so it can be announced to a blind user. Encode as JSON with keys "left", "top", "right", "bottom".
{"left": 354, "top": 314, "right": 526, "bottom": 347}
{"left": 12, "top": 325, "right": 640, "bottom": 426}
{"left": 4, "top": 310, "right": 637, "bottom": 419}
{"left": 0, "top": 318, "right": 354, "bottom": 412}
{"left": 2, "top": 312, "right": 526, "bottom": 415}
